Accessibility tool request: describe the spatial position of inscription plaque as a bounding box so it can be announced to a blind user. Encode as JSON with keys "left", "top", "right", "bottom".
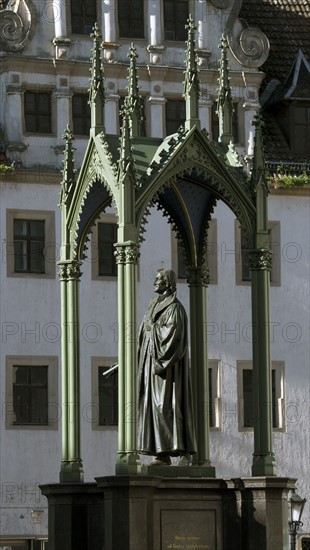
{"left": 161, "top": 510, "right": 216, "bottom": 550}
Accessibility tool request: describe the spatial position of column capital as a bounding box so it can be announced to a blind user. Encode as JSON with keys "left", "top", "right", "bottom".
{"left": 187, "top": 265, "right": 209, "bottom": 286}
{"left": 58, "top": 260, "right": 82, "bottom": 281}
{"left": 249, "top": 248, "right": 272, "bottom": 271}
{"left": 115, "top": 242, "right": 139, "bottom": 264}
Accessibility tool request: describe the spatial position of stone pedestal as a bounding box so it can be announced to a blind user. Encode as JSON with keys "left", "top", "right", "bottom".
{"left": 41, "top": 476, "right": 295, "bottom": 550}
{"left": 40, "top": 483, "right": 104, "bottom": 550}
{"left": 97, "top": 476, "right": 226, "bottom": 550}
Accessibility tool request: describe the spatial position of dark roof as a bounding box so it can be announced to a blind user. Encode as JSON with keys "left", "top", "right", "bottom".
{"left": 240, "top": 0, "right": 310, "bottom": 85}
{"left": 240, "top": 0, "right": 310, "bottom": 169}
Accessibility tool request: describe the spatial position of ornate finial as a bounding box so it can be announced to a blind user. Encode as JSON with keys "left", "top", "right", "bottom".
{"left": 88, "top": 23, "right": 105, "bottom": 136}
{"left": 217, "top": 35, "right": 234, "bottom": 145}
{"left": 124, "top": 43, "right": 144, "bottom": 138}
{"left": 60, "top": 125, "right": 76, "bottom": 203}
{"left": 183, "top": 15, "right": 200, "bottom": 131}
{"left": 251, "top": 114, "right": 268, "bottom": 192}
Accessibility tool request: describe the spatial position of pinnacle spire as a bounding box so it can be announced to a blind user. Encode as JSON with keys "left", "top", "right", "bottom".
{"left": 118, "top": 106, "right": 133, "bottom": 181}
{"left": 89, "top": 23, "right": 105, "bottom": 137}
{"left": 124, "top": 43, "right": 144, "bottom": 138}
{"left": 251, "top": 114, "right": 268, "bottom": 191}
{"left": 183, "top": 14, "right": 200, "bottom": 131}
{"left": 217, "top": 35, "right": 234, "bottom": 145}
{"left": 61, "top": 125, "right": 76, "bottom": 201}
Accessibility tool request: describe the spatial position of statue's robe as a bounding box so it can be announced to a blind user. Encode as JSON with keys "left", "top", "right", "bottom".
{"left": 137, "top": 292, "right": 197, "bottom": 456}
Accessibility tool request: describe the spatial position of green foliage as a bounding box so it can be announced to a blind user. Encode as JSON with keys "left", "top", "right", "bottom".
{"left": 268, "top": 170, "right": 310, "bottom": 188}
{"left": 0, "top": 163, "right": 14, "bottom": 173}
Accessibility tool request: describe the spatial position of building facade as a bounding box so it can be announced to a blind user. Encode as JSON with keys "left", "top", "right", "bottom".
{"left": 0, "top": 0, "right": 309, "bottom": 548}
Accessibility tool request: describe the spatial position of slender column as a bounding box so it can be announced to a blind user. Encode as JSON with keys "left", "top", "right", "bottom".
{"left": 102, "top": 0, "right": 116, "bottom": 42}
{"left": 52, "top": 0, "right": 67, "bottom": 38}
{"left": 249, "top": 248, "right": 276, "bottom": 476}
{"left": 124, "top": 244, "right": 139, "bottom": 454}
{"left": 59, "top": 260, "right": 84, "bottom": 483}
{"left": 55, "top": 88, "right": 72, "bottom": 145}
{"left": 115, "top": 242, "right": 140, "bottom": 473}
{"left": 115, "top": 246, "right": 126, "bottom": 459}
{"left": 5, "top": 84, "right": 23, "bottom": 143}
{"left": 148, "top": 0, "right": 161, "bottom": 46}
{"left": 187, "top": 267, "right": 215, "bottom": 475}
{"left": 243, "top": 100, "right": 260, "bottom": 161}
{"left": 105, "top": 94, "right": 119, "bottom": 134}
{"left": 199, "top": 98, "right": 212, "bottom": 134}
{"left": 148, "top": 96, "right": 165, "bottom": 138}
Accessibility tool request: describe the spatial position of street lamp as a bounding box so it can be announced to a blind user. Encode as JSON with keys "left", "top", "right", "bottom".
{"left": 289, "top": 493, "right": 307, "bottom": 550}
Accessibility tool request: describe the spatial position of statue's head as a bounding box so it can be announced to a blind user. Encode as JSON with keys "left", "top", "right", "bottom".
{"left": 156, "top": 268, "right": 177, "bottom": 293}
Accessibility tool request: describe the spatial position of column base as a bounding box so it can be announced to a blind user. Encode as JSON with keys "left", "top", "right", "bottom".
{"left": 60, "top": 460, "right": 84, "bottom": 483}
{"left": 115, "top": 452, "right": 141, "bottom": 475}
{"left": 251, "top": 453, "right": 277, "bottom": 477}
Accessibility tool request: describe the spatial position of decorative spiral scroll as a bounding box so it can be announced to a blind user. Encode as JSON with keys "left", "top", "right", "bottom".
{"left": 228, "top": 26, "right": 270, "bottom": 68}
{"left": 225, "top": 0, "right": 270, "bottom": 69}
{"left": 0, "top": 0, "right": 34, "bottom": 52}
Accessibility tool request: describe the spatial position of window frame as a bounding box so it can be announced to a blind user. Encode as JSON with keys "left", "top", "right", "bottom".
{"left": 70, "top": 0, "right": 97, "bottom": 35}
{"left": 72, "top": 92, "right": 91, "bottom": 137}
{"left": 91, "top": 357, "right": 118, "bottom": 430}
{"left": 171, "top": 219, "right": 218, "bottom": 285}
{"left": 91, "top": 213, "right": 118, "bottom": 280}
{"left": 13, "top": 218, "right": 45, "bottom": 275}
{"left": 237, "top": 360, "right": 285, "bottom": 432}
{"left": 23, "top": 90, "right": 53, "bottom": 135}
{"left": 5, "top": 356, "right": 58, "bottom": 430}
{"left": 163, "top": 0, "right": 189, "bottom": 42}
{"left": 165, "top": 97, "right": 186, "bottom": 136}
{"left": 289, "top": 101, "right": 310, "bottom": 157}
{"left": 235, "top": 220, "right": 281, "bottom": 286}
{"left": 6, "top": 209, "right": 56, "bottom": 279}
{"left": 117, "top": 0, "right": 145, "bottom": 40}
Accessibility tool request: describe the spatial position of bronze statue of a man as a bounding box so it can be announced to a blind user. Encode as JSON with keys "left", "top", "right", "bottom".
{"left": 137, "top": 268, "right": 197, "bottom": 465}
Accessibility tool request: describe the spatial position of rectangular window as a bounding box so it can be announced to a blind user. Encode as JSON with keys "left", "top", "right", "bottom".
{"left": 301, "top": 536, "right": 310, "bottom": 550}
{"left": 13, "top": 219, "right": 45, "bottom": 274}
{"left": 71, "top": 0, "right": 96, "bottom": 34}
{"left": 72, "top": 93, "right": 91, "bottom": 136}
{"left": 166, "top": 99, "right": 186, "bottom": 135}
{"left": 172, "top": 219, "right": 218, "bottom": 284}
{"left": 164, "top": 0, "right": 189, "bottom": 41}
{"left": 98, "top": 222, "right": 117, "bottom": 277}
{"left": 91, "top": 357, "right": 118, "bottom": 429}
{"left": 13, "top": 365, "right": 48, "bottom": 425}
{"left": 291, "top": 104, "right": 310, "bottom": 157}
{"left": 237, "top": 361, "right": 285, "bottom": 431}
{"left": 98, "top": 366, "right": 118, "bottom": 426}
{"left": 6, "top": 356, "right": 58, "bottom": 430}
{"left": 7, "top": 210, "right": 55, "bottom": 279}
{"left": 24, "top": 91, "right": 52, "bottom": 134}
{"left": 235, "top": 221, "right": 281, "bottom": 286}
{"left": 118, "top": 0, "right": 144, "bottom": 39}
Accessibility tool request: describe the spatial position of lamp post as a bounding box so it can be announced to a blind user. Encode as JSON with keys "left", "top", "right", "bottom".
{"left": 289, "top": 493, "right": 307, "bottom": 550}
